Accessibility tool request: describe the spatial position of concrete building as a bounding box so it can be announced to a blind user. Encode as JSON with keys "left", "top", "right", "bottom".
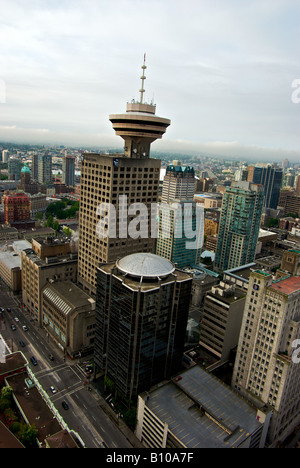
{"left": 21, "top": 237, "right": 78, "bottom": 323}
{"left": 232, "top": 271, "right": 300, "bottom": 446}
{"left": 199, "top": 281, "right": 246, "bottom": 365}
{"left": 94, "top": 252, "right": 192, "bottom": 401}
{"left": 78, "top": 58, "right": 170, "bottom": 296}
{"left": 161, "top": 164, "right": 195, "bottom": 204}
{"left": 0, "top": 250, "right": 22, "bottom": 292}
{"left": 41, "top": 281, "right": 95, "bottom": 358}
{"left": 136, "top": 365, "right": 271, "bottom": 448}
{"left": 62, "top": 155, "right": 75, "bottom": 187}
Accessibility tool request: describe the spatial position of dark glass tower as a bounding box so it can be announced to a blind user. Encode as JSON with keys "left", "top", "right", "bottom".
{"left": 95, "top": 253, "right": 192, "bottom": 401}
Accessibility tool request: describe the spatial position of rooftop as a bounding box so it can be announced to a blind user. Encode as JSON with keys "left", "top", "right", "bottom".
{"left": 141, "top": 365, "right": 263, "bottom": 448}
{"left": 116, "top": 252, "right": 175, "bottom": 279}
{"left": 270, "top": 275, "right": 300, "bottom": 295}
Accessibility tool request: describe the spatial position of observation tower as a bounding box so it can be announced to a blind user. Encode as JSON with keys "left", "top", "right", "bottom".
{"left": 109, "top": 55, "right": 171, "bottom": 158}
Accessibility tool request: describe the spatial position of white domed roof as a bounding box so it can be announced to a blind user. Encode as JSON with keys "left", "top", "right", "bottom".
{"left": 116, "top": 253, "right": 175, "bottom": 279}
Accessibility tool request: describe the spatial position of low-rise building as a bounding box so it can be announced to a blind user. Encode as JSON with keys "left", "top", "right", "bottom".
{"left": 136, "top": 365, "right": 271, "bottom": 448}
{"left": 41, "top": 281, "right": 95, "bottom": 358}
{"left": 21, "top": 237, "right": 78, "bottom": 323}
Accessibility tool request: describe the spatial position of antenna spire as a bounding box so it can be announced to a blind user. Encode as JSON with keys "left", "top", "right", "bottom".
{"left": 139, "top": 53, "right": 147, "bottom": 104}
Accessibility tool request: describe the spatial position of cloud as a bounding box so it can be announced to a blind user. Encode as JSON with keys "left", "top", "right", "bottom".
{"left": 0, "top": 0, "right": 299, "bottom": 158}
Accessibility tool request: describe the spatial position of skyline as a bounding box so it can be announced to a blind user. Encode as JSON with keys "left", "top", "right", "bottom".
{"left": 0, "top": 0, "right": 299, "bottom": 161}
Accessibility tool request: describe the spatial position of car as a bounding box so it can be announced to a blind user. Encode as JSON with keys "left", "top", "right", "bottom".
{"left": 48, "top": 354, "right": 54, "bottom": 361}
{"left": 61, "top": 401, "right": 69, "bottom": 410}
{"left": 7, "top": 308, "right": 11, "bottom": 312}
{"left": 14, "top": 317, "right": 19, "bottom": 322}
{"left": 19, "top": 341, "right": 25, "bottom": 347}
{"left": 11, "top": 324, "right": 16, "bottom": 331}
{"left": 22, "top": 325, "right": 28, "bottom": 331}
{"left": 30, "top": 356, "right": 38, "bottom": 366}
{"left": 0, "top": 307, "right": 4, "bottom": 312}
{"left": 50, "top": 386, "right": 56, "bottom": 394}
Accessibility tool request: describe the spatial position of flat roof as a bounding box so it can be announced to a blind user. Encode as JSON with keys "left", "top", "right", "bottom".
{"left": 270, "top": 275, "right": 300, "bottom": 295}
{"left": 143, "top": 366, "right": 262, "bottom": 448}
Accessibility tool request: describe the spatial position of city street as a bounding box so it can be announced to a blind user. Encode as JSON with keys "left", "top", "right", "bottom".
{"left": 0, "top": 286, "right": 132, "bottom": 449}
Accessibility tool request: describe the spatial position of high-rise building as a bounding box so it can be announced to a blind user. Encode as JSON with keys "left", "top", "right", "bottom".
{"left": 156, "top": 162, "right": 203, "bottom": 267}
{"left": 232, "top": 270, "right": 300, "bottom": 446}
{"left": 8, "top": 157, "right": 22, "bottom": 180}
{"left": 95, "top": 252, "right": 192, "bottom": 400}
{"left": 199, "top": 281, "right": 246, "bottom": 364}
{"left": 37, "top": 153, "right": 52, "bottom": 184}
{"left": 2, "top": 150, "right": 9, "bottom": 163}
{"left": 62, "top": 155, "right": 75, "bottom": 187}
{"left": 247, "top": 163, "right": 283, "bottom": 210}
{"left": 78, "top": 57, "right": 170, "bottom": 295}
{"left": 214, "top": 181, "right": 264, "bottom": 272}
{"left": 161, "top": 164, "right": 195, "bottom": 204}
{"left": 155, "top": 201, "right": 204, "bottom": 268}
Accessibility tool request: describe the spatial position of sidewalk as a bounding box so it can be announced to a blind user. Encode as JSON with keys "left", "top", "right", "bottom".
{"left": 91, "top": 384, "right": 145, "bottom": 449}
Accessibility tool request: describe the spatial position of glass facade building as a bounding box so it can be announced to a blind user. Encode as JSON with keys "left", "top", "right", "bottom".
{"left": 94, "top": 253, "right": 192, "bottom": 401}
{"left": 215, "top": 182, "right": 265, "bottom": 272}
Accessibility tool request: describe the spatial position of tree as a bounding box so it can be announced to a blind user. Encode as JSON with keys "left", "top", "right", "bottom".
{"left": 19, "top": 424, "right": 38, "bottom": 448}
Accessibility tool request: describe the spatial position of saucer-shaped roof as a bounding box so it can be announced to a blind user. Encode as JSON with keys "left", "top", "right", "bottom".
{"left": 116, "top": 253, "right": 175, "bottom": 279}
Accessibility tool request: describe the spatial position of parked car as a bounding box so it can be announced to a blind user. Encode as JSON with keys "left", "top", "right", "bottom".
{"left": 50, "top": 386, "right": 56, "bottom": 394}
{"left": 48, "top": 354, "right": 54, "bottom": 361}
{"left": 11, "top": 324, "right": 16, "bottom": 331}
{"left": 22, "top": 325, "right": 28, "bottom": 331}
{"left": 14, "top": 317, "right": 19, "bottom": 322}
{"left": 19, "top": 341, "right": 25, "bottom": 347}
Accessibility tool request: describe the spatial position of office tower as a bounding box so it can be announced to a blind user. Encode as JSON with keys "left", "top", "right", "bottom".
{"left": 161, "top": 164, "right": 195, "bottom": 203}
{"left": 247, "top": 163, "right": 283, "bottom": 209}
{"left": 62, "top": 155, "right": 75, "bottom": 187}
{"left": 38, "top": 153, "right": 52, "bottom": 184}
{"left": 2, "top": 150, "right": 9, "bottom": 163}
{"left": 214, "top": 182, "right": 264, "bottom": 272}
{"left": 155, "top": 201, "right": 204, "bottom": 268}
{"left": 232, "top": 270, "right": 300, "bottom": 446}
{"left": 199, "top": 281, "right": 246, "bottom": 364}
{"left": 156, "top": 162, "right": 203, "bottom": 267}
{"left": 8, "top": 157, "right": 22, "bottom": 180}
{"left": 31, "top": 153, "right": 39, "bottom": 180}
{"left": 278, "top": 190, "right": 300, "bottom": 217}
{"left": 95, "top": 252, "right": 192, "bottom": 401}
{"left": 78, "top": 57, "right": 170, "bottom": 295}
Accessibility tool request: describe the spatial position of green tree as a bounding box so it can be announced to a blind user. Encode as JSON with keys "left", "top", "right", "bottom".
{"left": 19, "top": 424, "right": 38, "bottom": 448}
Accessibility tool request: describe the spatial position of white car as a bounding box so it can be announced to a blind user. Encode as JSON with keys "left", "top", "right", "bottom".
{"left": 14, "top": 317, "right": 19, "bottom": 322}
{"left": 50, "top": 386, "right": 56, "bottom": 394}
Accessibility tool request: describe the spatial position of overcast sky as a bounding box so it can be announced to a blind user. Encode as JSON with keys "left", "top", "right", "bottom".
{"left": 0, "top": 0, "right": 299, "bottom": 162}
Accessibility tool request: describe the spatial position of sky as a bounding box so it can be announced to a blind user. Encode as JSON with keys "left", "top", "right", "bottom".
{"left": 0, "top": 0, "right": 299, "bottom": 162}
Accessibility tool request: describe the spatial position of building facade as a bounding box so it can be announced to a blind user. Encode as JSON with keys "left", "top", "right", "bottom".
{"left": 78, "top": 58, "right": 170, "bottom": 296}
{"left": 247, "top": 164, "right": 282, "bottom": 210}
{"left": 41, "top": 281, "right": 95, "bottom": 357}
{"left": 232, "top": 270, "right": 300, "bottom": 445}
{"left": 21, "top": 238, "right": 78, "bottom": 323}
{"left": 214, "top": 182, "right": 264, "bottom": 272}
{"left": 161, "top": 164, "right": 195, "bottom": 204}
{"left": 94, "top": 253, "right": 192, "bottom": 401}
{"left": 199, "top": 281, "right": 246, "bottom": 364}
